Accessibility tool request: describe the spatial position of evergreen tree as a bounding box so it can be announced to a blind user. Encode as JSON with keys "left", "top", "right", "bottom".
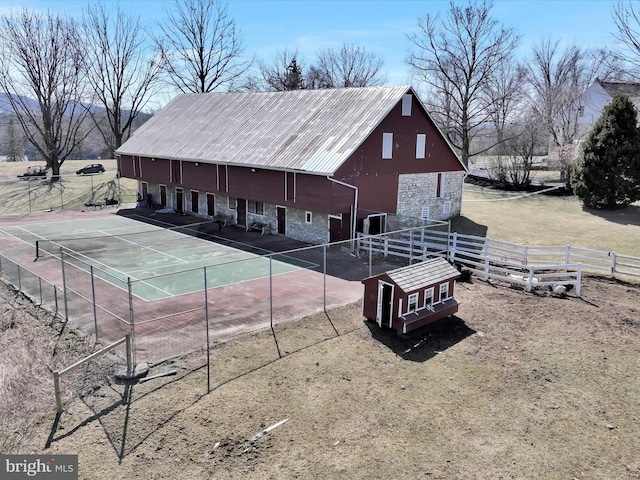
{"left": 571, "top": 94, "right": 640, "bottom": 208}
{"left": 283, "top": 58, "right": 305, "bottom": 90}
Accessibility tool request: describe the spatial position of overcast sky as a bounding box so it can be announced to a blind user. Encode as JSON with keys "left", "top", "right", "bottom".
{"left": 2, "top": 0, "right": 622, "bottom": 90}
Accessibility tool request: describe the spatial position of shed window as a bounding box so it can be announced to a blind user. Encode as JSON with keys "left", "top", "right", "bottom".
{"left": 382, "top": 133, "right": 393, "bottom": 159}
{"left": 407, "top": 293, "right": 418, "bottom": 313}
{"left": 248, "top": 200, "right": 264, "bottom": 215}
{"left": 229, "top": 197, "right": 237, "bottom": 210}
{"left": 439, "top": 283, "right": 450, "bottom": 301}
{"left": 402, "top": 94, "right": 412, "bottom": 116}
{"left": 424, "top": 287, "right": 435, "bottom": 308}
{"left": 416, "top": 134, "right": 426, "bottom": 159}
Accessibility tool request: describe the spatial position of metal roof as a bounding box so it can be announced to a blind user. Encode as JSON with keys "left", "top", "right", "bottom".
{"left": 116, "top": 86, "right": 413, "bottom": 176}
{"left": 386, "top": 257, "right": 460, "bottom": 292}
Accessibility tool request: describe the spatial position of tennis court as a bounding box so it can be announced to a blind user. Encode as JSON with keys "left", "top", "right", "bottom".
{"left": 1, "top": 215, "right": 311, "bottom": 301}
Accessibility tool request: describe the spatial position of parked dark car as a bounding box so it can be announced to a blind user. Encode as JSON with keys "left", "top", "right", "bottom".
{"left": 76, "top": 163, "right": 105, "bottom": 175}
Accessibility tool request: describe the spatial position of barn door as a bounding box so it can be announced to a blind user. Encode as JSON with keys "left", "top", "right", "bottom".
{"left": 176, "top": 188, "right": 183, "bottom": 213}
{"left": 237, "top": 198, "right": 247, "bottom": 226}
{"left": 277, "top": 206, "right": 286, "bottom": 234}
{"left": 329, "top": 216, "right": 342, "bottom": 243}
{"left": 377, "top": 281, "right": 394, "bottom": 328}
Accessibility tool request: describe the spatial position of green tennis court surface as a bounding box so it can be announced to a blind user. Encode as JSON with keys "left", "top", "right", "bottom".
{"left": 1, "top": 216, "right": 311, "bottom": 301}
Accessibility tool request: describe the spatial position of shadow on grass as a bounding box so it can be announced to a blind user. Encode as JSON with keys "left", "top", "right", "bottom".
{"left": 366, "top": 315, "right": 475, "bottom": 362}
{"left": 581, "top": 204, "right": 640, "bottom": 227}
{"left": 449, "top": 215, "right": 488, "bottom": 237}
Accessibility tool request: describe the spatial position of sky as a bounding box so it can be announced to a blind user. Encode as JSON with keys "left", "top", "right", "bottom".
{"left": 1, "top": 0, "right": 623, "bottom": 98}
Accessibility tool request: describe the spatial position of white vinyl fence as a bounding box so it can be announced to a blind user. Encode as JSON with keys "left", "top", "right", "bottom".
{"left": 357, "top": 229, "right": 640, "bottom": 295}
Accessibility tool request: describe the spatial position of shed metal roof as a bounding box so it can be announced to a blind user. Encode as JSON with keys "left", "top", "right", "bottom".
{"left": 116, "top": 86, "right": 413, "bottom": 176}
{"left": 386, "top": 257, "right": 460, "bottom": 292}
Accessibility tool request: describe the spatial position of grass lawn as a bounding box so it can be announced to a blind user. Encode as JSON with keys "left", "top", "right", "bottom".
{"left": 455, "top": 183, "right": 640, "bottom": 257}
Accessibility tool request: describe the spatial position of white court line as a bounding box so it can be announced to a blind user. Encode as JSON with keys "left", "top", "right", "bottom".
{"left": 94, "top": 230, "right": 190, "bottom": 264}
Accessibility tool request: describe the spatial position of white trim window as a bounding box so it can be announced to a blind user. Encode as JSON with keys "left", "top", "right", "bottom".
{"left": 439, "top": 282, "right": 450, "bottom": 301}
{"left": 382, "top": 133, "right": 393, "bottom": 159}
{"left": 305, "top": 211, "right": 312, "bottom": 224}
{"left": 407, "top": 293, "right": 418, "bottom": 313}
{"left": 421, "top": 206, "right": 430, "bottom": 219}
{"left": 228, "top": 197, "right": 237, "bottom": 210}
{"left": 416, "top": 133, "right": 426, "bottom": 159}
{"left": 424, "top": 287, "right": 434, "bottom": 308}
{"left": 443, "top": 201, "right": 452, "bottom": 215}
{"left": 248, "top": 200, "right": 264, "bottom": 215}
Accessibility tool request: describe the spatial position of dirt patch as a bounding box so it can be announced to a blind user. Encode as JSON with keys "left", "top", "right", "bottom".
{"left": 2, "top": 274, "right": 639, "bottom": 479}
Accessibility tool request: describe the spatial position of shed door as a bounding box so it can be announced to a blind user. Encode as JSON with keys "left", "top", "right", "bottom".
{"left": 377, "top": 281, "right": 394, "bottom": 328}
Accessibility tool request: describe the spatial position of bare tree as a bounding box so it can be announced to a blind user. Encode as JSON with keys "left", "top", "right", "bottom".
{"left": 612, "top": 1, "right": 640, "bottom": 79}
{"left": 482, "top": 59, "right": 527, "bottom": 154}
{"left": 488, "top": 110, "right": 546, "bottom": 188}
{"left": 314, "top": 44, "right": 386, "bottom": 88}
{"left": 252, "top": 48, "right": 308, "bottom": 91}
{"left": 155, "top": 0, "right": 251, "bottom": 93}
{"left": 1, "top": 116, "right": 26, "bottom": 161}
{"left": 82, "top": 1, "right": 164, "bottom": 156}
{"left": 407, "top": 0, "right": 520, "bottom": 166}
{"left": 0, "top": 9, "right": 90, "bottom": 178}
{"left": 526, "top": 39, "right": 597, "bottom": 149}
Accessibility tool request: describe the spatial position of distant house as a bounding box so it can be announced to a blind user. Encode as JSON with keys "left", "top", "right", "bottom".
{"left": 571, "top": 79, "right": 640, "bottom": 142}
{"left": 361, "top": 257, "right": 461, "bottom": 334}
{"left": 116, "top": 86, "right": 467, "bottom": 244}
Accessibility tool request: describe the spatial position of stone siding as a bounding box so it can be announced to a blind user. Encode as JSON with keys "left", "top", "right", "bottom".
{"left": 396, "top": 171, "right": 465, "bottom": 220}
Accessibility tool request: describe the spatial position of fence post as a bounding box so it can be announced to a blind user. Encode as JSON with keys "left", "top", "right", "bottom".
{"left": 527, "top": 265, "right": 534, "bottom": 292}
{"left": 609, "top": 252, "right": 617, "bottom": 279}
{"left": 484, "top": 256, "right": 489, "bottom": 280}
{"left": 450, "top": 232, "right": 457, "bottom": 262}
{"left": 409, "top": 232, "right": 414, "bottom": 264}
{"left": 565, "top": 245, "right": 571, "bottom": 264}
{"left": 90, "top": 266, "right": 99, "bottom": 341}
{"left": 60, "top": 250, "right": 69, "bottom": 321}
{"left": 127, "top": 278, "right": 136, "bottom": 366}
{"left": 54, "top": 371, "right": 62, "bottom": 414}
{"left": 576, "top": 264, "right": 582, "bottom": 297}
{"left": 38, "top": 277, "right": 43, "bottom": 305}
{"left": 17, "top": 264, "right": 22, "bottom": 291}
{"left": 203, "top": 267, "right": 210, "bottom": 393}
{"left": 523, "top": 245, "right": 529, "bottom": 266}
{"left": 125, "top": 334, "right": 132, "bottom": 373}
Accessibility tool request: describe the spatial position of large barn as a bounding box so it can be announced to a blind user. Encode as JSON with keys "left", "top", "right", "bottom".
{"left": 116, "top": 86, "right": 466, "bottom": 244}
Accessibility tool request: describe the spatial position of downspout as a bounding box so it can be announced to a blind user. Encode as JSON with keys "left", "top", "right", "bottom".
{"left": 327, "top": 176, "right": 358, "bottom": 243}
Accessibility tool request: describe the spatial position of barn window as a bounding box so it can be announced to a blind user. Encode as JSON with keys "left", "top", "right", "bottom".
{"left": 229, "top": 197, "right": 237, "bottom": 210}
{"left": 443, "top": 201, "right": 451, "bottom": 215}
{"left": 439, "top": 283, "right": 450, "bottom": 301}
{"left": 424, "top": 287, "right": 434, "bottom": 308}
{"left": 421, "top": 207, "right": 430, "bottom": 219}
{"left": 437, "top": 173, "right": 446, "bottom": 198}
{"left": 416, "top": 134, "right": 426, "bottom": 159}
{"left": 382, "top": 133, "right": 393, "bottom": 159}
{"left": 402, "top": 94, "right": 412, "bottom": 116}
{"left": 407, "top": 293, "right": 418, "bottom": 313}
{"left": 305, "top": 211, "right": 312, "bottom": 224}
{"left": 248, "top": 200, "right": 264, "bottom": 215}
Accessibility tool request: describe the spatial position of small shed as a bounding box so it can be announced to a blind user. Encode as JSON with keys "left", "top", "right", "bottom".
{"left": 362, "top": 257, "right": 461, "bottom": 334}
